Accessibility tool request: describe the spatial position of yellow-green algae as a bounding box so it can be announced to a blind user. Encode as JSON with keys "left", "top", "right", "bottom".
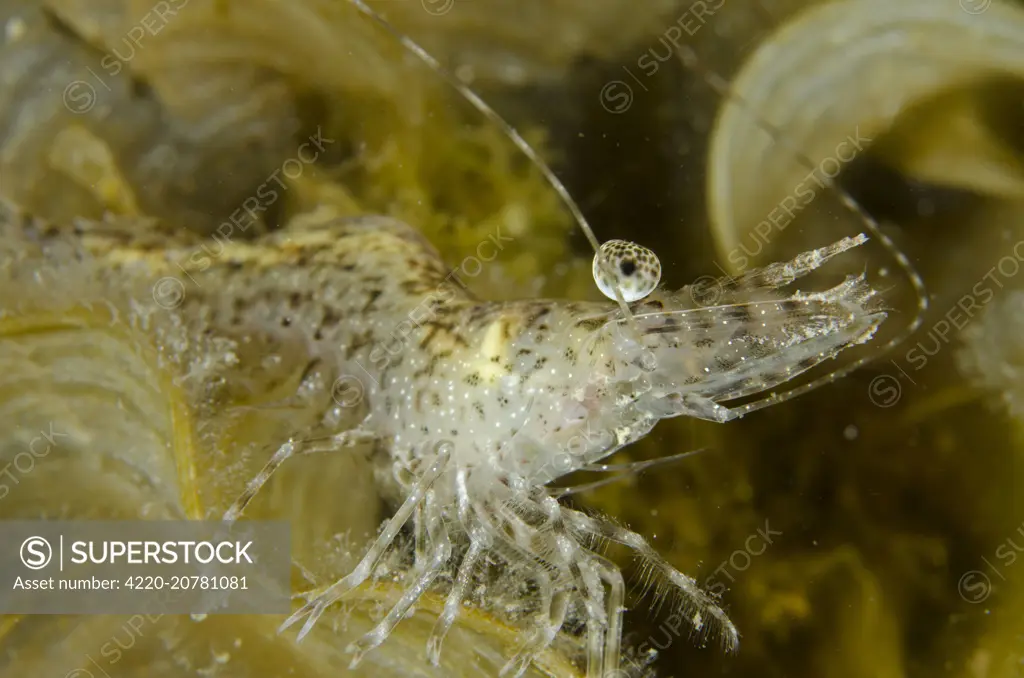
{"left": 1, "top": 0, "right": 1024, "bottom": 677}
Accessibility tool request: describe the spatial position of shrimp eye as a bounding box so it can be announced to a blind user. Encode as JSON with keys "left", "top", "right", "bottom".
{"left": 592, "top": 239, "right": 662, "bottom": 302}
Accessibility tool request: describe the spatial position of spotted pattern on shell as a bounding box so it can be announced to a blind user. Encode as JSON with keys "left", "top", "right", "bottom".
{"left": 11, "top": 199, "right": 883, "bottom": 675}
{"left": 592, "top": 239, "right": 662, "bottom": 302}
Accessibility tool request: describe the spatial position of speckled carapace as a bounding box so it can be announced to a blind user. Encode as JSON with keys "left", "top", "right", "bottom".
{"left": 9, "top": 196, "right": 885, "bottom": 677}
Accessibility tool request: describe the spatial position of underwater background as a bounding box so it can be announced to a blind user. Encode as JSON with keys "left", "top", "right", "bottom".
{"left": 1, "top": 0, "right": 1023, "bottom": 676}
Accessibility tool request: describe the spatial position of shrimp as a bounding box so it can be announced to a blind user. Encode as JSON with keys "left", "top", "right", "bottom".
{"left": 0, "top": 2, "right": 919, "bottom": 676}
{"left": 236, "top": 3, "right": 906, "bottom": 673}
{"left": 9, "top": 185, "right": 884, "bottom": 676}
{"left": 259, "top": 226, "right": 886, "bottom": 674}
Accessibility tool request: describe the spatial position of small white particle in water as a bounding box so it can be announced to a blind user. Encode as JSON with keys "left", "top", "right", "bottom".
{"left": 843, "top": 424, "right": 859, "bottom": 440}
{"left": 191, "top": 613, "right": 207, "bottom": 622}
{"left": 455, "top": 64, "right": 476, "bottom": 84}
{"left": 499, "top": 61, "right": 527, "bottom": 85}
{"left": 6, "top": 17, "right": 27, "bottom": 41}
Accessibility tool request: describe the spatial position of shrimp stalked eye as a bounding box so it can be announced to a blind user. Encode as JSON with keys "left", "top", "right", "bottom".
{"left": 592, "top": 239, "right": 662, "bottom": 302}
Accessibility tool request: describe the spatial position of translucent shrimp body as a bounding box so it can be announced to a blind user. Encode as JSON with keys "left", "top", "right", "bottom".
{"left": 368, "top": 235, "right": 882, "bottom": 490}
{"left": 179, "top": 217, "right": 878, "bottom": 676}
{"left": 267, "top": 225, "right": 884, "bottom": 678}
{"left": 15, "top": 197, "right": 885, "bottom": 677}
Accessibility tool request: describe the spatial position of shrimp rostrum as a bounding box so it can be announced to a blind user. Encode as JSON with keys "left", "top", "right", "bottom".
{"left": 214, "top": 216, "right": 884, "bottom": 677}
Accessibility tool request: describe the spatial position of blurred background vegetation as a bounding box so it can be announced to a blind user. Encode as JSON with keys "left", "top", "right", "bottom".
{"left": 1, "top": 0, "right": 1023, "bottom": 676}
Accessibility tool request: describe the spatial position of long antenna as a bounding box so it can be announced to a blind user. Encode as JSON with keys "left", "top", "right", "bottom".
{"left": 345, "top": 0, "right": 926, "bottom": 406}
{"left": 674, "top": 44, "right": 929, "bottom": 413}
{"left": 343, "top": 0, "right": 644, "bottom": 338}
{"left": 676, "top": 44, "right": 928, "bottom": 359}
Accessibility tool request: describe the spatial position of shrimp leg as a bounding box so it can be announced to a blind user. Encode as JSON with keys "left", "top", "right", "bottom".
{"left": 502, "top": 587, "right": 569, "bottom": 678}
{"left": 427, "top": 469, "right": 492, "bottom": 664}
{"left": 592, "top": 553, "right": 625, "bottom": 677}
{"left": 280, "top": 443, "right": 452, "bottom": 641}
{"left": 563, "top": 508, "right": 741, "bottom": 653}
{"left": 347, "top": 489, "right": 452, "bottom": 667}
{"left": 222, "top": 427, "right": 378, "bottom": 522}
